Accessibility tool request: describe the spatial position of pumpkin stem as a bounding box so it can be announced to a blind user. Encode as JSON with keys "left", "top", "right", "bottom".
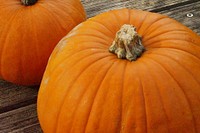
{"left": 21, "top": 0, "right": 38, "bottom": 6}
{"left": 109, "top": 24, "right": 145, "bottom": 61}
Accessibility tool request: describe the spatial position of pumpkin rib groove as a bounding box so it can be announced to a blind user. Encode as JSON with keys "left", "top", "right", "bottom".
{"left": 73, "top": 42, "right": 109, "bottom": 50}
{"left": 86, "top": 20, "right": 114, "bottom": 38}
{"left": 148, "top": 51, "right": 200, "bottom": 87}
{"left": 120, "top": 63, "right": 140, "bottom": 132}
{"left": 0, "top": 2, "right": 17, "bottom": 10}
{"left": 81, "top": 23, "right": 113, "bottom": 40}
{"left": 149, "top": 50, "right": 200, "bottom": 83}
{"left": 53, "top": 39, "right": 108, "bottom": 58}
{"left": 67, "top": 34, "right": 110, "bottom": 46}
{"left": 128, "top": 9, "right": 131, "bottom": 24}
{"left": 142, "top": 60, "right": 171, "bottom": 130}
{"left": 111, "top": 9, "right": 126, "bottom": 28}
{"left": 96, "top": 60, "right": 126, "bottom": 132}
{"left": 0, "top": 6, "right": 22, "bottom": 81}
{"left": 66, "top": 33, "right": 111, "bottom": 47}
{"left": 149, "top": 47, "right": 200, "bottom": 61}
{"left": 83, "top": 59, "right": 116, "bottom": 132}
{"left": 132, "top": 11, "right": 149, "bottom": 33}
{"left": 53, "top": 35, "right": 110, "bottom": 56}
{"left": 73, "top": 59, "right": 115, "bottom": 131}
{"left": 144, "top": 57, "right": 200, "bottom": 132}
{"left": 137, "top": 72, "right": 148, "bottom": 132}
{"left": 123, "top": 62, "right": 129, "bottom": 127}
{"left": 49, "top": 2, "right": 85, "bottom": 24}
{"left": 28, "top": 8, "right": 41, "bottom": 83}
{"left": 37, "top": 4, "right": 77, "bottom": 32}
{"left": 74, "top": 25, "right": 113, "bottom": 42}
{"left": 67, "top": 1, "right": 86, "bottom": 19}
{"left": 146, "top": 56, "right": 198, "bottom": 132}
{"left": 37, "top": 4, "right": 70, "bottom": 31}
{"left": 47, "top": 1, "right": 86, "bottom": 20}
{"left": 137, "top": 13, "right": 148, "bottom": 33}
{"left": 118, "top": 66, "right": 144, "bottom": 132}
{"left": 145, "top": 32, "right": 196, "bottom": 45}
{"left": 143, "top": 17, "right": 178, "bottom": 37}
{"left": 88, "top": 61, "right": 119, "bottom": 132}
{"left": 54, "top": 56, "right": 115, "bottom": 133}
{"left": 103, "top": 10, "right": 123, "bottom": 31}
{"left": 118, "top": 61, "right": 127, "bottom": 132}
{"left": 88, "top": 19, "right": 116, "bottom": 35}
{"left": 30, "top": 7, "right": 40, "bottom": 69}
{"left": 68, "top": 59, "right": 116, "bottom": 133}
{"left": 145, "top": 56, "right": 198, "bottom": 132}
{"left": 68, "top": 66, "right": 104, "bottom": 133}
{"left": 54, "top": 1, "right": 86, "bottom": 20}
{"left": 19, "top": 10, "right": 27, "bottom": 84}
{"left": 0, "top": 8, "right": 21, "bottom": 80}
{"left": 141, "top": 15, "right": 167, "bottom": 36}
{"left": 76, "top": 41, "right": 109, "bottom": 49}
{"left": 50, "top": 49, "right": 111, "bottom": 74}
{"left": 142, "top": 16, "right": 168, "bottom": 36}
{"left": 87, "top": 26, "right": 114, "bottom": 41}
{"left": 51, "top": 48, "right": 111, "bottom": 74}
{"left": 162, "top": 59, "right": 198, "bottom": 132}
{"left": 119, "top": 62, "right": 128, "bottom": 131}
{"left": 147, "top": 43, "right": 200, "bottom": 55}
{"left": 130, "top": 62, "right": 150, "bottom": 132}
{"left": 152, "top": 51, "right": 200, "bottom": 83}
{"left": 144, "top": 30, "right": 191, "bottom": 44}
{"left": 145, "top": 38, "right": 199, "bottom": 48}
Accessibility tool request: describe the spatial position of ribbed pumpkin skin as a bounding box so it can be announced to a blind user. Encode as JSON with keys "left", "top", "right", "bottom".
{"left": 0, "top": 0, "right": 86, "bottom": 85}
{"left": 37, "top": 9, "right": 200, "bottom": 133}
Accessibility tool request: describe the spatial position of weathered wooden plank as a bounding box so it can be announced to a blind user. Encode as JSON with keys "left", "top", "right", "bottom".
{"left": 0, "top": 79, "right": 39, "bottom": 113}
{"left": 0, "top": 104, "right": 42, "bottom": 133}
{"left": 161, "top": 1, "right": 200, "bottom": 34}
{"left": 11, "top": 123, "right": 42, "bottom": 133}
{"left": 81, "top": 0, "right": 199, "bottom": 18}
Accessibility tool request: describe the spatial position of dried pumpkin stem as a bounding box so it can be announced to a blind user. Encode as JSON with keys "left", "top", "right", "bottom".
{"left": 109, "top": 24, "right": 145, "bottom": 61}
{"left": 21, "top": 0, "right": 38, "bottom": 6}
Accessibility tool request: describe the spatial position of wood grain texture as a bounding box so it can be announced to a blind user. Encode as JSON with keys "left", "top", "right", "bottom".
{"left": 0, "top": 0, "right": 199, "bottom": 132}
{"left": 0, "top": 104, "right": 42, "bottom": 133}
{"left": 161, "top": 1, "right": 200, "bottom": 34}
{"left": 81, "top": 0, "right": 199, "bottom": 18}
{"left": 0, "top": 79, "right": 39, "bottom": 113}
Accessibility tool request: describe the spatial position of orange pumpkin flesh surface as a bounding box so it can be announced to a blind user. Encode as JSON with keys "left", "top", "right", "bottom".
{"left": 0, "top": 0, "right": 86, "bottom": 85}
{"left": 37, "top": 9, "right": 200, "bottom": 133}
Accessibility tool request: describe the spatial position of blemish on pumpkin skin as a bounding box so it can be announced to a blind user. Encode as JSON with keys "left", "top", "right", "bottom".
{"left": 90, "top": 48, "right": 98, "bottom": 51}
{"left": 82, "top": 100, "right": 88, "bottom": 105}
{"left": 57, "top": 23, "right": 82, "bottom": 50}
{"left": 43, "top": 77, "right": 49, "bottom": 85}
{"left": 66, "top": 32, "right": 77, "bottom": 38}
{"left": 56, "top": 39, "right": 68, "bottom": 53}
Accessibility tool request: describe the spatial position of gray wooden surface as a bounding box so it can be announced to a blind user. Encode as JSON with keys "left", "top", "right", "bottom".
{"left": 0, "top": 0, "right": 199, "bottom": 132}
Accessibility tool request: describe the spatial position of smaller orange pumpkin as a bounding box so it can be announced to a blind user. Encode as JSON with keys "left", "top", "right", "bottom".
{"left": 0, "top": 0, "right": 86, "bottom": 85}
{"left": 38, "top": 8, "right": 200, "bottom": 133}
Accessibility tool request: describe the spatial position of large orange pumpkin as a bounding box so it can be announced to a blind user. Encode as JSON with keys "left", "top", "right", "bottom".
{"left": 0, "top": 0, "right": 86, "bottom": 85}
{"left": 37, "top": 9, "right": 200, "bottom": 133}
